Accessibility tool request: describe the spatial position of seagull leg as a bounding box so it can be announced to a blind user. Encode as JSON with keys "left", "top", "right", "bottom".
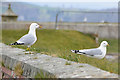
{"left": 26, "top": 47, "right": 30, "bottom": 51}
{"left": 25, "top": 47, "right": 34, "bottom": 54}
{"left": 25, "top": 47, "right": 31, "bottom": 54}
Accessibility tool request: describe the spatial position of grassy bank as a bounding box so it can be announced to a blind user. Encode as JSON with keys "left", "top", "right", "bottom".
{"left": 2, "top": 29, "right": 118, "bottom": 74}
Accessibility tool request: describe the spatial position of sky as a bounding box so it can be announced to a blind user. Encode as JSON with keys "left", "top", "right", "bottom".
{"left": 1, "top": 0, "right": 119, "bottom": 10}
{"left": 28, "top": 2, "right": 118, "bottom": 10}
{"left": 2, "top": 0, "right": 119, "bottom": 2}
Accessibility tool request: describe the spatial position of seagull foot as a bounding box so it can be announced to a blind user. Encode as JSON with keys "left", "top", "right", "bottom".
{"left": 25, "top": 51, "right": 30, "bottom": 54}
{"left": 25, "top": 51, "right": 35, "bottom": 54}
{"left": 26, "top": 48, "right": 30, "bottom": 51}
{"left": 29, "top": 52, "right": 35, "bottom": 54}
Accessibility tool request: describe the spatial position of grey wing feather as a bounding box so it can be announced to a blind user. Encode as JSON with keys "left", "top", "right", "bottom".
{"left": 17, "top": 34, "right": 35, "bottom": 45}
{"left": 80, "top": 48, "right": 102, "bottom": 55}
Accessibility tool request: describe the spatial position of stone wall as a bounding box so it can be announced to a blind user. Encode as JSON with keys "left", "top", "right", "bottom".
{"left": 1, "top": 43, "right": 118, "bottom": 78}
{"left": 0, "top": 22, "right": 118, "bottom": 38}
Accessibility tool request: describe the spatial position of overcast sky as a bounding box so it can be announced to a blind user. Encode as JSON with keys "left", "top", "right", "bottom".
{"left": 2, "top": 0, "right": 119, "bottom": 10}
{"left": 2, "top": 0, "right": 119, "bottom": 2}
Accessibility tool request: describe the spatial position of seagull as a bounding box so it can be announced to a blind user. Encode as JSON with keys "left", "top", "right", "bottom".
{"left": 71, "top": 41, "right": 109, "bottom": 59}
{"left": 10, "top": 23, "right": 42, "bottom": 53}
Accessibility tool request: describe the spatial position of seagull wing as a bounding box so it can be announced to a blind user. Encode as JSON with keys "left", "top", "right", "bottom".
{"left": 17, "top": 34, "right": 36, "bottom": 45}
{"left": 78, "top": 48, "right": 102, "bottom": 56}
{"left": 71, "top": 48, "right": 102, "bottom": 56}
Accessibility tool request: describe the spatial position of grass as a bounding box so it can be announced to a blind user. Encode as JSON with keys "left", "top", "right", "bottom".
{"left": 14, "top": 62, "right": 23, "bottom": 76}
{"left": 0, "top": 28, "right": 2, "bottom": 42}
{"left": 1, "top": 61, "right": 5, "bottom": 67}
{"left": 65, "top": 61, "right": 71, "bottom": 65}
{"left": 34, "top": 70, "right": 56, "bottom": 78}
{"left": 33, "top": 57, "right": 38, "bottom": 59}
{"left": 79, "top": 65, "right": 84, "bottom": 67}
{"left": 2, "top": 29, "right": 118, "bottom": 74}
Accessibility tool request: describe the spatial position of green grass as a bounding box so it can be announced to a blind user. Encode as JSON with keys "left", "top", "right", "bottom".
{"left": 0, "top": 29, "right": 2, "bottom": 42}
{"left": 1, "top": 61, "right": 5, "bottom": 67}
{"left": 65, "top": 61, "right": 71, "bottom": 65}
{"left": 14, "top": 62, "right": 23, "bottom": 76}
{"left": 34, "top": 70, "right": 56, "bottom": 78}
{"left": 2, "top": 29, "right": 118, "bottom": 74}
{"left": 33, "top": 57, "right": 38, "bottom": 59}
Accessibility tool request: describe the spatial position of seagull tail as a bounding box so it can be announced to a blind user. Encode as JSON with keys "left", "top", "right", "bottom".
{"left": 9, "top": 42, "right": 24, "bottom": 45}
{"left": 71, "top": 50, "right": 86, "bottom": 55}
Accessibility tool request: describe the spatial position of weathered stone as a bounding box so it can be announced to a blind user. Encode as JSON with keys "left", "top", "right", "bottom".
{"left": 1, "top": 43, "right": 118, "bottom": 78}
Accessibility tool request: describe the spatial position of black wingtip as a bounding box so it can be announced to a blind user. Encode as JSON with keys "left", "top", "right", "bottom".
{"left": 71, "top": 50, "right": 75, "bottom": 53}
{"left": 71, "top": 50, "right": 79, "bottom": 53}
{"left": 9, "top": 42, "right": 24, "bottom": 45}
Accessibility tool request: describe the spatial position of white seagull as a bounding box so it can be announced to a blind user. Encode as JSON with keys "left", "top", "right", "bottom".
{"left": 10, "top": 23, "right": 42, "bottom": 52}
{"left": 71, "top": 41, "right": 109, "bottom": 59}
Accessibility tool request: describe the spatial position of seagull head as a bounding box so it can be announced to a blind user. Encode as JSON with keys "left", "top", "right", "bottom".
{"left": 100, "top": 41, "right": 109, "bottom": 47}
{"left": 30, "top": 23, "right": 42, "bottom": 30}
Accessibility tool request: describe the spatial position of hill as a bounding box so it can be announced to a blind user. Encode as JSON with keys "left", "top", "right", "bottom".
{"left": 2, "top": 29, "right": 118, "bottom": 74}
{"left": 1, "top": 2, "right": 117, "bottom": 22}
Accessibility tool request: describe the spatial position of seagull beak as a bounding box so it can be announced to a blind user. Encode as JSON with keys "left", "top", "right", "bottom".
{"left": 107, "top": 44, "right": 109, "bottom": 46}
{"left": 39, "top": 25, "right": 42, "bottom": 28}
{"left": 39, "top": 24, "right": 42, "bottom": 28}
